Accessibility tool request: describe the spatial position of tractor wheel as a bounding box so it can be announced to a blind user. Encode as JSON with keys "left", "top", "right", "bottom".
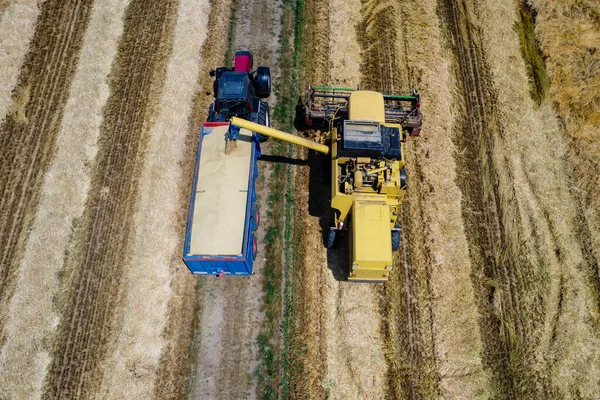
{"left": 326, "top": 229, "right": 336, "bottom": 249}
{"left": 207, "top": 103, "right": 215, "bottom": 122}
{"left": 259, "top": 107, "right": 270, "bottom": 142}
{"left": 392, "top": 230, "right": 400, "bottom": 251}
{"left": 252, "top": 233, "right": 258, "bottom": 260}
{"left": 400, "top": 168, "right": 407, "bottom": 189}
{"left": 255, "top": 66, "right": 271, "bottom": 98}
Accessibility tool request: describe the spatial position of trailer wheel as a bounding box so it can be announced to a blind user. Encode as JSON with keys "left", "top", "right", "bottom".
{"left": 325, "top": 229, "right": 336, "bottom": 249}
{"left": 253, "top": 205, "right": 260, "bottom": 230}
{"left": 252, "top": 234, "right": 258, "bottom": 260}
{"left": 392, "top": 230, "right": 400, "bottom": 251}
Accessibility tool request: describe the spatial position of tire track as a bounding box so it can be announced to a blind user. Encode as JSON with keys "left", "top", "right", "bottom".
{"left": 357, "top": 1, "right": 442, "bottom": 397}
{"left": 289, "top": 153, "right": 328, "bottom": 399}
{"left": 385, "top": 161, "right": 440, "bottom": 399}
{"left": 0, "top": 0, "right": 45, "bottom": 124}
{"left": 437, "top": 0, "right": 555, "bottom": 397}
{"left": 437, "top": 0, "right": 519, "bottom": 396}
{"left": 283, "top": 0, "right": 330, "bottom": 396}
{"left": 42, "top": 1, "right": 178, "bottom": 397}
{"left": 0, "top": 0, "right": 93, "bottom": 341}
{"left": 306, "top": 2, "right": 330, "bottom": 390}
{"left": 357, "top": 0, "right": 401, "bottom": 91}
{"left": 187, "top": 0, "right": 284, "bottom": 398}
{"left": 0, "top": 0, "right": 130, "bottom": 397}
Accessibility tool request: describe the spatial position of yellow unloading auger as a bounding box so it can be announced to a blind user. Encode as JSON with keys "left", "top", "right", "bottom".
{"left": 229, "top": 117, "right": 329, "bottom": 154}
{"left": 231, "top": 87, "right": 422, "bottom": 282}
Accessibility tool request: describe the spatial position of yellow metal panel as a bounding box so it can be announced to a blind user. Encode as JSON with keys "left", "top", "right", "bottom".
{"left": 350, "top": 197, "right": 393, "bottom": 281}
{"left": 331, "top": 193, "right": 353, "bottom": 224}
{"left": 348, "top": 91, "right": 385, "bottom": 123}
{"left": 347, "top": 270, "right": 390, "bottom": 282}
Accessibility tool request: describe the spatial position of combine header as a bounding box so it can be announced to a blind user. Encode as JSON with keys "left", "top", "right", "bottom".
{"left": 304, "top": 84, "right": 422, "bottom": 136}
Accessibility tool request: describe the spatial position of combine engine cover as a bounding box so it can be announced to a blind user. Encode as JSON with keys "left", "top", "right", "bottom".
{"left": 350, "top": 198, "right": 393, "bottom": 281}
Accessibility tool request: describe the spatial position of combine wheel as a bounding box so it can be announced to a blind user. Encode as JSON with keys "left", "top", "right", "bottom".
{"left": 325, "top": 229, "right": 336, "bottom": 249}
{"left": 392, "top": 230, "right": 400, "bottom": 251}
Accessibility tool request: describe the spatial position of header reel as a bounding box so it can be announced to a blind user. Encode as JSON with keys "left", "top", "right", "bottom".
{"left": 304, "top": 84, "right": 423, "bottom": 137}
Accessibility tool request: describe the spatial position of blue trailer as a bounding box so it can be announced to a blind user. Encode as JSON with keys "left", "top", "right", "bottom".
{"left": 183, "top": 122, "right": 261, "bottom": 276}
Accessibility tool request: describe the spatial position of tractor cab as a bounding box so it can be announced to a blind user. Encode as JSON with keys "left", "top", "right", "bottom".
{"left": 217, "top": 72, "right": 254, "bottom": 116}
{"left": 209, "top": 50, "right": 272, "bottom": 120}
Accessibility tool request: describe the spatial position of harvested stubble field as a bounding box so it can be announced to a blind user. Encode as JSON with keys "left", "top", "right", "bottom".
{"left": 0, "top": 0, "right": 598, "bottom": 399}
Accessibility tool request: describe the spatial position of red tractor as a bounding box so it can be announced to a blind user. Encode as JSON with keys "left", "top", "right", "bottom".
{"left": 208, "top": 51, "right": 271, "bottom": 141}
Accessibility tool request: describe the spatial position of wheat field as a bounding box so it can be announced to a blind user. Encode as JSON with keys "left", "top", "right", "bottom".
{"left": 0, "top": 0, "right": 598, "bottom": 399}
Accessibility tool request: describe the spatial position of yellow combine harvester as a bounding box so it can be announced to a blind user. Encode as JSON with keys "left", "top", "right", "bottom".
{"left": 231, "top": 86, "right": 422, "bottom": 282}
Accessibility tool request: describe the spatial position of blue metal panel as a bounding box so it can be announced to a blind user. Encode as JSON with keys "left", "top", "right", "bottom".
{"left": 182, "top": 124, "right": 209, "bottom": 257}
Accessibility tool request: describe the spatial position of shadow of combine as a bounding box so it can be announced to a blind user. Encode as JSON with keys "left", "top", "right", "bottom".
{"left": 257, "top": 99, "right": 349, "bottom": 281}
{"left": 258, "top": 154, "right": 308, "bottom": 166}
{"left": 306, "top": 149, "right": 348, "bottom": 282}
